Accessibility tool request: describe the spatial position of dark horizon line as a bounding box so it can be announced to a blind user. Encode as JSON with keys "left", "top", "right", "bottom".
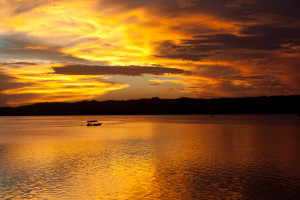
{"left": 2, "top": 94, "right": 300, "bottom": 109}
{"left": 0, "top": 94, "right": 299, "bottom": 116}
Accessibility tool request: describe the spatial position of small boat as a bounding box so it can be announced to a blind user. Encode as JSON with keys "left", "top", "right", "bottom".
{"left": 87, "top": 120, "right": 102, "bottom": 126}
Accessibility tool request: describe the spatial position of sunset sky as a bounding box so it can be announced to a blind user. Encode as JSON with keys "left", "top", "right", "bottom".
{"left": 1, "top": 0, "right": 300, "bottom": 106}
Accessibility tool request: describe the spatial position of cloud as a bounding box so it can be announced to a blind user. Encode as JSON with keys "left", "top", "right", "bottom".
{"left": 98, "top": 0, "right": 300, "bottom": 22}
{"left": 153, "top": 40, "right": 208, "bottom": 61}
{"left": 52, "top": 64, "right": 192, "bottom": 76}
{"left": 185, "top": 24, "right": 300, "bottom": 50}
{"left": 154, "top": 54, "right": 205, "bottom": 61}
{"left": 0, "top": 34, "right": 103, "bottom": 64}
{"left": 196, "top": 65, "right": 241, "bottom": 78}
{"left": 0, "top": 72, "right": 34, "bottom": 107}
{"left": 0, "top": 72, "right": 29, "bottom": 91}
{"left": 0, "top": 0, "right": 57, "bottom": 15}
{"left": 0, "top": 62, "right": 38, "bottom": 66}
{"left": 176, "top": 0, "right": 197, "bottom": 8}
{"left": 186, "top": 78, "right": 294, "bottom": 98}
{"left": 0, "top": 71, "right": 129, "bottom": 106}
{"left": 154, "top": 24, "right": 300, "bottom": 61}
{"left": 183, "top": 34, "right": 278, "bottom": 51}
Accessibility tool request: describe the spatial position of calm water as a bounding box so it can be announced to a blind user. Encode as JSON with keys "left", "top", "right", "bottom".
{"left": 0, "top": 115, "right": 299, "bottom": 199}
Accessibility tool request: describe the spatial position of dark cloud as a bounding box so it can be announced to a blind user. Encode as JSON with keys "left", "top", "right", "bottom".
{"left": 0, "top": 73, "right": 28, "bottom": 91}
{"left": 154, "top": 24, "right": 300, "bottom": 61}
{"left": 191, "top": 64, "right": 296, "bottom": 95}
{"left": 99, "top": 0, "right": 300, "bottom": 22}
{"left": 11, "top": 62, "right": 37, "bottom": 65}
{"left": 267, "top": 57, "right": 300, "bottom": 88}
{"left": 0, "top": 93, "right": 8, "bottom": 107}
{"left": 185, "top": 61, "right": 300, "bottom": 98}
{"left": 184, "top": 25, "right": 300, "bottom": 51}
{"left": 197, "top": 0, "right": 300, "bottom": 22}
{"left": 0, "top": 62, "right": 37, "bottom": 66}
{"left": 52, "top": 64, "right": 191, "bottom": 76}
{"left": 154, "top": 53, "right": 204, "bottom": 61}
{"left": 0, "top": 34, "right": 103, "bottom": 64}
{"left": 248, "top": 0, "right": 300, "bottom": 19}
{"left": 0, "top": 93, "right": 40, "bottom": 107}
{"left": 240, "top": 24, "right": 300, "bottom": 37}
{"left": 196, "top": 65, "right": 241, "bottom": 79}
{"left": 2, "top": 0, "right": 58, "bottom": 14}
{"left": 188, "top": 78, "right": 295, "bottom": 98}
{"left": 153, "top": 40, "right": 208, "bottom": 61}
{"left": 99, "top": 0, "right": 152, "bottom": 11}
{"left": 183, "top": 34, "right": 279, "bottom": 50}
{"left": 170, "top": 23, "right": 225, "bottom": 36}
{"left": 150, "top": 83, "right": 160, "bottom": 86}
{"left": 0, "top": 72, "right": 34, "bottom": 107}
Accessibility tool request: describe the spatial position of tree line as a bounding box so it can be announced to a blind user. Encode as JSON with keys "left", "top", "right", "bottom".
{"left": 0, "top": 95, "right": 299, "bottom": 115}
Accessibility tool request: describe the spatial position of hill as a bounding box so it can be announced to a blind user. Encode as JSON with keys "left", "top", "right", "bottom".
{"left": 0, "top": 95, "right": 299, "bottom": 115}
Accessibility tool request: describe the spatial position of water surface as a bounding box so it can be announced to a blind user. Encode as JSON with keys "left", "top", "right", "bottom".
{"left": 0, "top": 115, "right": 299, "bottom": 199}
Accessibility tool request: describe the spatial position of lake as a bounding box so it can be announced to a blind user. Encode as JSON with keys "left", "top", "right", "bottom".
{"left": 0, "top": 115, "right": 299, "bottom": 199}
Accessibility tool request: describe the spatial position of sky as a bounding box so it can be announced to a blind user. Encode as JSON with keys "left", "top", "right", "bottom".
{"left": 0, "top": 0, "right": 300, "bottom": 106}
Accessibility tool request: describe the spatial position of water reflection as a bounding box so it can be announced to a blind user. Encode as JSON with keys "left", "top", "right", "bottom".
{"left": 0, "top": 115, "right": 299, "bottom": 199}
{"left": 0, "top": 140, "right": 156, "bottom": 199}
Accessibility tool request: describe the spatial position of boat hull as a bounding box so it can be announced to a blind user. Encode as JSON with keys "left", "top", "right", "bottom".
{"left": 87, "top": 123, "right": 102, "bottom": 126}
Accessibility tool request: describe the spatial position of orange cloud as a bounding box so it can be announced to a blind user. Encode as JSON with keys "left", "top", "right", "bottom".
{"left": 25, "top": 46, "right": 48, "bottom": 49}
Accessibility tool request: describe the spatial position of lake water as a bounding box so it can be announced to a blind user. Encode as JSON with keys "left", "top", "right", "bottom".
{"left": 0, "top": 115, "right": 299, "bottom": 199}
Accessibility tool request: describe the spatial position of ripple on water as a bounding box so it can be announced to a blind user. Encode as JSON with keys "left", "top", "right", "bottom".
{"left": 0, "top": 115, "right": 300, "bottom": 199}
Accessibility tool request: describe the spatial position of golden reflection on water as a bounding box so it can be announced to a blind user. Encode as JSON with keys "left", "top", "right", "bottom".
{"left": 1, "top": 140, "right": 156, "bottom": 199}
{"left": 0, "top": 115, "right": 300, "bottom": 199}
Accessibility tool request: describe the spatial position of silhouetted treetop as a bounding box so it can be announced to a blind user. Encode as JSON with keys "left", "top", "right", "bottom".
{"left": 0, "top": 95, "right": 299, "bottom": 115}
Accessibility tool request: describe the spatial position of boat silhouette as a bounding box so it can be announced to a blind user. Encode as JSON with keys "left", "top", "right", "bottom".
{"left": 87, "top": 120, "right": 102, "bottom": 126}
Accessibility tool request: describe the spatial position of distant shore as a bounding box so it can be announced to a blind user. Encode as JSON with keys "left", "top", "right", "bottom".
{"left": 0, "top": 95, "right": 299, "bottom": 116}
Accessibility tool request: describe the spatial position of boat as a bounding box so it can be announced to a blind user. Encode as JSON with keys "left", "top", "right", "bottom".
{"left": 87, "top": 120, "right": 102, "bottom": 126}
